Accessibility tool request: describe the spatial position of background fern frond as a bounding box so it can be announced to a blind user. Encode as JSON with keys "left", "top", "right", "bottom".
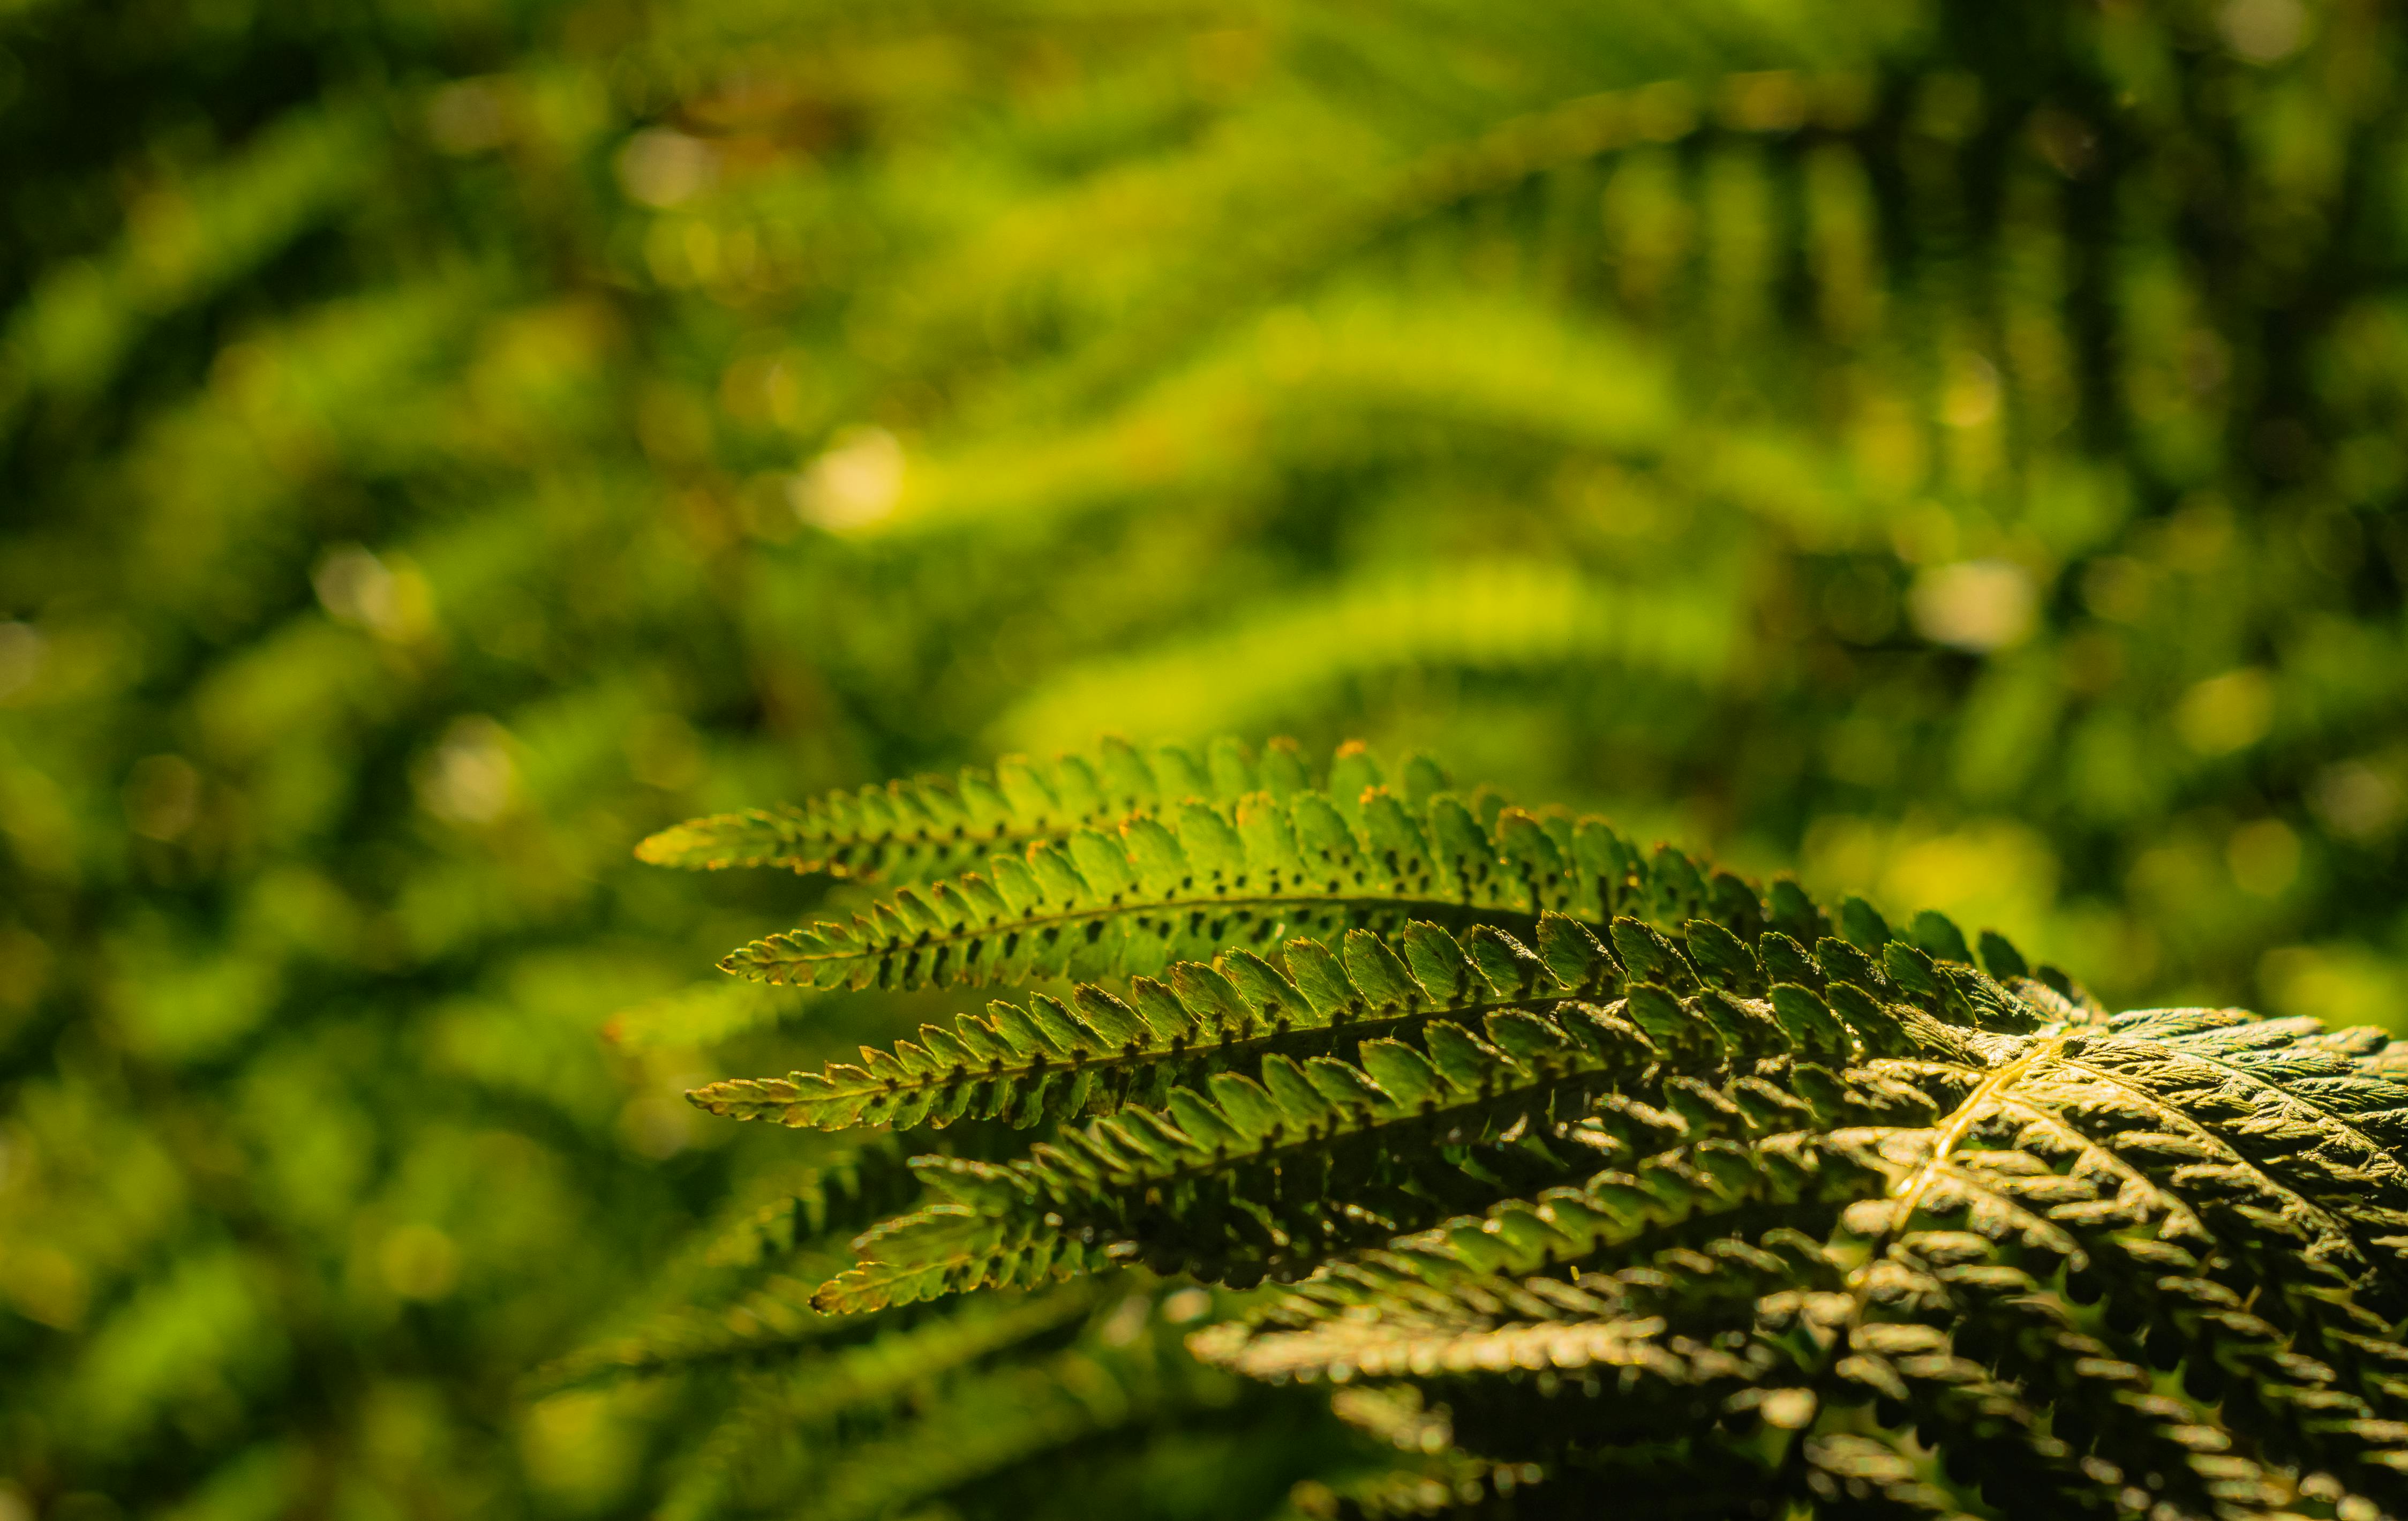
{"left": 808, "top": 1004, "right": 1664, "bottom": 1309}
{"left": 812, "top": 968, "right": 1973, "bottom": 1311}
{"left": 787, "top": 1342, "right": 1167, "bottom": 1521}
{"left": 530, "top": 1144, "right": 925, "bottom": 1393}
{"left": 650, "top": 1277, "right": 1320, "bottom": 1521}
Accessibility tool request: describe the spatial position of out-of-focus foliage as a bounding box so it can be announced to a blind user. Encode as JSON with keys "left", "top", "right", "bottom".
{"left": 4, "top": 0, "right": 2407, "bottom": 1514}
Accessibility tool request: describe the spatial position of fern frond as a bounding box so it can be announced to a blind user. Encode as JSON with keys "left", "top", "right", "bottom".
{"left": 994, "top": 557, "right": 1740, "bottom": 753}
{"left": 636, "top": 735, "right": 1345, "bottom": 882}
{"left": 784, "top": 1327, "right": 1183, "bottom": 1521}
{"left": 784, "top": 1282, "right": 1102, "bottom": 1426}
{"left": 1296, "top": 1390, "right": 1559, "bottom": 1521}
{"left": 1795, "top": 1432, "right": 1968, "bottom": 1519}
{"left": 690, "top": 916, "right": 1619, "bottom": 1133}
{"left": 809, "top": 998, "right": 1660, "bottom": 1313}
{"left": 1208, "top": 1217, "right": 1875, "bottom": 1506}
{"left": 531, "top": 1145, "right": 922, "bottom": 1392}
{"left": 813, "top": 965, "right": 1961, "bottom": 1312}
{"left": 800, "top": 904, "right": 2030, "bottom": 1314}
{"left": 710, "top": 790, "right": 1579, "bottom": 990}
{"left": 701, "top": 1146, "right": 925, "bottom": 1270}
{"left": 1258, "top": 1136, "right": 1879, "bottom": 1329}
{"left": 713, "top": 783, "right": 1744, "bottom": 994}
{"left": 647, "top": 1285, "right": 1103, "bottom": 1521}
{"left": 537, "top": 1271, "right": 840, "bottom": 1395}
{"left": 1217, "top": 1173, "right": 2339, "bottom": 1514}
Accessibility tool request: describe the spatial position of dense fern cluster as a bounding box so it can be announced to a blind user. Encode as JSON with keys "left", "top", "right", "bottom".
{"left": 585, "top": 737, "right": 2408, "bottom": 1518}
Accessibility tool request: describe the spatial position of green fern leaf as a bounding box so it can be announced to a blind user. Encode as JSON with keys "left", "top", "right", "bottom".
{"left": 530, "top": 1145, "right": 921, "bottom": 1391}
{"left": 815, "top": 966, "right": 1954, "bottom": 1307}
{"left": 713, "top": 789, "right": 1691, "bottom": 993}
{"left": 636, "top": 735, "right": 1348, "bottom": 883}
{"left": 689, "top": 917, "right": 1618, "bottom": 1133}
{"left": 654, "top": 1285, "right": 1121, "bottom": 1521}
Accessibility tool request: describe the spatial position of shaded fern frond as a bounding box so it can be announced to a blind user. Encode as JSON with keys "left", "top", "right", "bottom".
{"left": 788, "top": 1339, "right": 1167, "bottom": 1521}
{"left": 648, "top": 1284, "right": 1177, "bottom": 1521}
{"left": 531, "top": 1144, "right": 923, "bottom": 1393}
{"left": 812, "top": 962, "right": 1975, "bottom": 1312}
{"left": 667, "top": 1284, "right": 1105, "bottom": 1505}
{"left": 535, "top": 1252, "right": 839, "bottom": 1396}
{"left": 702, "top": 1145, "right": 926, "bottom": 1269}
{"left": 1296, "top": 1389, "right": 1560, "bottom": 1521}
{"left": 654, "top": 1279, "right": 1228, "bottom": 1521}
{"left": 1197, "top": 994, "right": 2408, "bottom": 1513}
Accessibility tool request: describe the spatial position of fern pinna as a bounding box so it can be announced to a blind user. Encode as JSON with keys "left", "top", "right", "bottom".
{"left": 607, "top": 737, "right": 2408, "bottom": 1520}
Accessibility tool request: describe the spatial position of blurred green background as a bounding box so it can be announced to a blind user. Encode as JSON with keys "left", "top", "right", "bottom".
{"left": 5, "top": 0, "right": 2407, "bottom": 1515}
